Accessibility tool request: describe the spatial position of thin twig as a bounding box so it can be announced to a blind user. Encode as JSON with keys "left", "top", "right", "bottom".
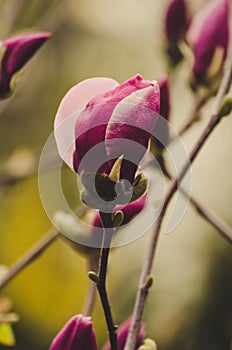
{"left": 151, "top": 158, "right": 232, "bottom": 244}
{"left": 0, "top": 313, "right": 19, "bottom": 323}
{"left": 181, "top": 189, "right": 232, "bottom": 244}
{"left": 178, "top": 93, "right": 210, "bottom": 137}
{"left": 36, "top": 0, "right": 75, "bottom": 33}
{"left": 95, "top": 212, "right": 117, "bottom": 350}
{"left": 0, "top": 169, "right": 36, "bottom": 188}
{"left": 163, "top": 172, "right": 232, "bottom": 244}
{"left": 0, "top": 228, "right": 58, "bottom": 290}
{"left": 124, "top": 56, "right": 232, "bottom": 350}
{"left": 0, "top": 0, "right": 25, "bottom": 37}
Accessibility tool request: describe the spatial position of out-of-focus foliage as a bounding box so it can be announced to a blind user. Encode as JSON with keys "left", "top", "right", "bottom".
{"left": 0, "top": 296, "right": 19, "bottom": 346}
{"left": 0, "top": 0, "right": 232, "bottom": 349}
{"left": 0, "top": 323, "right": 15, "bottom": 347}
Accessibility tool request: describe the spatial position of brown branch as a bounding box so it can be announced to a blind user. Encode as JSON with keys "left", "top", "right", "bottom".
{"left": 162, "top": 172, "right": 232, "bottom": 244}
{"left": 94, "top": 212, "right": 117, "bottom": 350}
{"left": 182, "top": 189, "right": 232, "bottom": 244}
{"left": 0, "top": 229, "right": 58, "bottom": 290}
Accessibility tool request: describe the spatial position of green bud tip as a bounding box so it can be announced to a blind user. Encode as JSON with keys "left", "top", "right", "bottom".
{"left": 219, "top": 97, "right": 232, "bottom": 118}
{"left": 112, "top": 210, "right": 124, "bottom": 227}
{"left": 138, "top": 338, "right": 157, "bottom": 350}
{"left": 131, "top": 171, "right": 148, "bottom": 203}
{"left": 109, "top": 155, "right": 124, "bottom": 182}
{"left": 88, "top": 271, "right": 99, "bottom": 283}
{"left": 145, "top": 275, "right": 154, "bottom": 289}
{"left": 80, "top": 189, "right": 88, "bottom": 204}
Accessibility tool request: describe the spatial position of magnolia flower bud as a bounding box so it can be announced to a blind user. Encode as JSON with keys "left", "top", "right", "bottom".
{"left": 165, "top": 0, "right": 189, "bottom": 43}
{"left": 49, "top": 315, "right": 98, "bottom": 350}
{"left": 0, "top": 32, "right": 51, "bottom": 98}
{"left": 50, "top": 315, "right": 145, "bottom": 350}
{"left": 164, "top": 0, "right": 190, "bottom": 65}
{"left": 187, "top": 0, "right": 230, "bottom": 85}
{"left": 54, "top": 75, "right": 160, "bottom": 208}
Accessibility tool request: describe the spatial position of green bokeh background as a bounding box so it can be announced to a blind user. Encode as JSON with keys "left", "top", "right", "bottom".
{"left": 0, "top": 0, "right": 232, "bottom": 349}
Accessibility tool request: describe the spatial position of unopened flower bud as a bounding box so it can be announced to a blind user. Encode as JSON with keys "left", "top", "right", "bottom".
{"left": 0, "top": 32, "right": 51, "bottom": 98}
{"left": 49, "top": 315, "right": 98, "bottom": 350}
{"left": 187, "top": 0, "right": 230, "bottom": 85}
{"left": 165, "top": 0, "right": 189, "bottom": 43}
{"left": 54, "top": 74, "right": 160, "bottom": 207}
{"left": 164, "top": 0, "right": 190, "bottom": 65}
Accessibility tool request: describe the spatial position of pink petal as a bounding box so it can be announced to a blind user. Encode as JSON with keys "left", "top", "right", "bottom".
{"left": 152, "top": 76, "right": 170, "bottom": 150}
{"left": 3, "top": 32, "right": 51, "bottom": 77}
{"left": 105, "top": 82, "right": 160, "bottom": 183}
{"left": 165, "top": 0, "right": 189, "bottom": 43}
{"left": 54, "top": 77, "right": 118, "bottom": 169}
{"left": 73, "top": 74, "right": 154, "bottom": 175}
{"left": 54, "top": 78, "right": 119, "bottom": 129}
{"left": 187, "top": 0, "right": 229, "bottom": 79}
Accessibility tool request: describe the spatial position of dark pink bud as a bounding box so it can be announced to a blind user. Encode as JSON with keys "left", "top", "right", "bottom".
{"left": 0, "top": 32, "right": 51, "bottom": 97}
{"left": 49, "top": 315, "right": 98, "bottom": 350}
{"left": 103, "top": 317, "right": 145, "bottom": 350}
{"left": 187, "top": 0, "right": 230, "bottom": 82}
{"left": 165, "top": 0, "right": 189, "bottom": 43}
{"left": 54, "top": 75, "right": 160, "bottom": 186}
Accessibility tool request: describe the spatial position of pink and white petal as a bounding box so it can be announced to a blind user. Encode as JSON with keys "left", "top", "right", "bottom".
{"left": 54, "top": 77, "right": 118, "bottom": 168}
{"left": 73, "top": 74, "right": 153, "bottom": 174}
{"left": 105, "top": 82, "right": 160, "bottom": 182}
{"left": 187, "top": 0, "right": 229, "bottom": 76}
{"left": 105, "top": 82, "right": 160, "bottom": 146}
{"left": 54, "top": 115, "right": 78, "bottom": 169}
{"left": 74, "top": 74, "right": 154, "bottom": 143}
{"left": 54, "top": 77, "right": 119, "bottom": 129}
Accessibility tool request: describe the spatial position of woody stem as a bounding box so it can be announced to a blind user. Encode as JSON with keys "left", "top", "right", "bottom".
{"left": 96, "top": 211, "right": 117, "bottom": 350}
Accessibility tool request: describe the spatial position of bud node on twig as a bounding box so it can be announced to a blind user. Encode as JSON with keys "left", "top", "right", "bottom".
{"left": 218, "top": 97, "right": 232, "bottom": 118}
{"left": 88, "top": 271, "right": 99, "bottom": 284}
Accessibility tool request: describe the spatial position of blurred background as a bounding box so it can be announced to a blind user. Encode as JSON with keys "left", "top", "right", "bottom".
{"left": 0, "top": 0, "right": 232, "bottom": 349}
